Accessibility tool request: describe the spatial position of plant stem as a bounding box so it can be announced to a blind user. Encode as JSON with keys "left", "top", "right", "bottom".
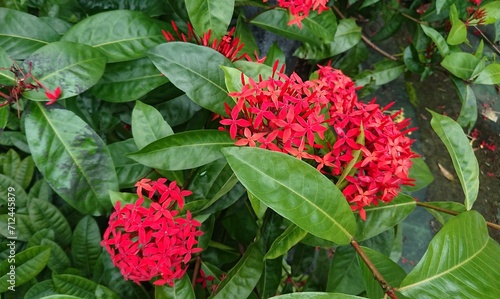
{"left": 192, "top": 255, "right": 201, "bottom": 287}
{"left": 332, "top": 5, "right": 398, "bottom": 61}
{"left": 416, "top": 201, "right": 500, "bottom": 231}
{"left": 350, "top": 239, "right": 399, "bottom": 299}
{"left": 473, "top": 26, "right": 500, "bottom": 56}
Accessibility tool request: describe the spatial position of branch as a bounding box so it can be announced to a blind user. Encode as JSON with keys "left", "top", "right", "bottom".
{"left": 351, "top": 239, "right": 399, "bottom": 299}
{"left": 473, "top": 26, "right": 500, "bottom": 56}
{"left": 416, "top": 202, "right": 500, "bottom": 231}
{"left": 332, "top": 5, "right": 398, "bottom": 61}
{"left": 191, "top": 255, "right": 202, "bottom": 287}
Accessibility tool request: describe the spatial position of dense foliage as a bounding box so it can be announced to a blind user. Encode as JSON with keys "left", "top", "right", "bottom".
{"left": 1, "top": 0, "right": 499, "bottom": 298}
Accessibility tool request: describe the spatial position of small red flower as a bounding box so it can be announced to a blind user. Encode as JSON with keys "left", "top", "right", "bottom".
{"left": 264, "top": 0, "right": 329, "bottom": 28}
{"left": 45, "top": 86, "right": 61, "bottom": 105}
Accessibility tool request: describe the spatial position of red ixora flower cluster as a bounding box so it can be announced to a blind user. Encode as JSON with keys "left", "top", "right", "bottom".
{"left": 101, "top": 178, "right": 203, "bottom": 286}
{"left": 162, "top": 21, "right": 264, "bottom": 63}
{"left": 219, "top": 62, "right": 417, "bottom": 220}
{"left": 263, "top": 0, "right": 329, "bottom": 27}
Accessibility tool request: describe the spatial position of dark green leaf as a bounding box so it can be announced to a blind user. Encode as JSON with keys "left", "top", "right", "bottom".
{"left": 403, "top": 45, "right": 424, "bottom": 73}
{"left": 148, "top": 42, "right": 235, "bottom": 115}
{"left": 89, "top": 57, "right": 169, "bottom": 102}
{"left": 209, "top": 242, "right": 264, "bottom": 299}
{"left": 263, "top": 43, "right": 286, "bottom": 69}
{"left": 474, "top": 63, "right": 500, "bottom": 84}
{"left": 62, "top": 10, "right": 168, "bottom": 62}
{"left": 436, "top": 0, "right": 457, "bottom": 14}
{"left": 272, "top": 293, "right": 366, "bottom": 299}
{"left": 128, "top": 130, "right": 234, "bottom": 171}
{"left": 429, "top": 110, "right": 479, "bottom": 210}
{"left": 185, "top": 0, "right": 235, "bottom": 39}
{"left": 72, "top": 216, "right": 101, "bottom": 277}
{"left": 53, "top": 274, "right": 120, "bottom": 299}
{"left": 0, "top": 46, "right": 15, "bottom": 85}
{"left": 41, "top": 238, "right": 70, "bottom": 273}
{"left": 235, "top": 14, "right": 259, "bottom": 58}
{"left": 441, "top": 52, "right": 479, "bottom": 80}
{"left": 265, "top": 224, "right": 307, "bottom": 259}
{"left": 401, "top": 157, "right": 434, "bottom": 193}
{"left": 132, "top": 101, "right": 174, "bottom": 149}
{"left": 223, "top": 147, "right": 356, "bottom": 245}
{"left": 0, "top": 7, "right": 59, "bottom": 59}
{"left": 372, "top": 13, "right": 403, "bottom": 42}
{"left": 450, "top": 77, "right": 477, "bottom": 132}
{"left": 26, "top": 228, "right": 55, "bottom": 248}
{"left": 108, "top": 139, "right": 151, "bottom": 188}
{"left": 301, "top": 10, "right": 337, "bottom": 43}
{"left": 0, "top": 245, "right": 51, "bottom": 292}
{"left": 326, "top": 246, "right": 364, "bottom": 294}
{"left": 27, "top": 197, "right": 72, "bottom": 246}
{"left": 399, "top": 211, "right": 500, "bottom": 298}
{"left": 22, "top": 41, "right": 107, "bottom": 101}
{"left": 156, "top": 94, "right": 203, "bottom": 127}
{"left": 355, "top": 194, "right": 416, "bottom": 241}
{"left": 155, "top": 275, "right": 195, "bottom": 299}
{"left": 421, "top": 24, "right": 450, "bottom": 57}
{"left": 24, "top": 279, "right": 58, "bottom": 299}
{"left": 0, "top": 214, "right": 35, "bottom": 241}
{"left": 25, "top": 103, "right": 119, "bottom": 215}
{"left": 0, "top": 106, "right": 8, "bottom": 129}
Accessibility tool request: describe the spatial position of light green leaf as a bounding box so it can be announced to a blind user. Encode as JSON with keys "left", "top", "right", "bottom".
{"left": 483, "top": 1, "right": 500, "bottom": 25}
{"left": 52, "top": 274, "right": 120, "bottom": 299}
{"left": 148, "top": 42, "right": 235, "bottom": 115}
{"left": 474, "top": 63, "right": 500, "bottom": 84}
{"left": 0, "top": 46, "right": 15, "bottom": 85}
{"left": 355, "top": 194, "right": 416, "bottom": 241}
{"left": 209, "top": 242, "right": 264, "bottom": 299}
{"left": 62, "top": 10, "right": 167, "bottom": 63}
{"left": 22, "top": 41, "right": 107, "bottom": 101}
{"left": 429, "top": 110, "right": 479, "bottom": 210}
{"left": 233, "top": 60, "right": 274, "bottom": 80}
{"left": 450, "top": 77, "right": 477, "bottom": 132}
{"left": 27, "top": 197, "right": 72, "bottom": 246}
{"left": 25, "top": 103, "right": 119, "bottom": 216}
{"left": 223, "top": 147, "right": 356, "bottom": 245}
{"left": 72, "top": 216, "right": 102, "bottom": 277}
{"left": 155, "top": 275, "right": 195, "bottom": 299}
{"left": 128, "top": 130, "right": 234, "bottom": 170}
{"left": 0, "top": 245, "right": 51, "bottom": 292}
{"left": 355, "top": 60, "right": 405, "bottom": 86}
{"left": 89, "top": 57, "right": 169, "bottom": 102}
{"left": 265, "top": 224, "right": 307, "bottom": 260}
{"left": 421, "top": 24, "right": 450, "bottom": 57}
{"left": 220, "top": 65, "right": 247, "bottom": 94}
{"left": 0, "top": 7, "right": 59, "bottom": 59}
{"left": 441, "top": 52, "right": 479, "bottom": 80}
{"left": 399, "top": 211, "right": 500, "bottom": 298}
{"left": 132, "top": 101, "right": 174, "bottom": 150}
{"left": 185, "top": 0, "right": 235, "bottom": 39}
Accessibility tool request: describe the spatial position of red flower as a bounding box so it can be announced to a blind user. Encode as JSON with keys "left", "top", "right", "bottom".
{"left": 101, "top": 178, "right": 203, "bottom": 286}
{"left": 263, "top": 0, "right": 329, "bottom": 28}
{"left": 195, "top": 269, "right": 215, "bottom": 289}
{"left": 219, "top": 61, "right": 417, "bottom": 220}
{"left": 45, "top": 87, "right": 61, "bottom": 105}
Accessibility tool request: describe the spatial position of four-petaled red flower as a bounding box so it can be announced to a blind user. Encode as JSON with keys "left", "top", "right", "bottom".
{"left": 45, "top": 86, "right": 61, "bottom": 105}
{"left": 263, "top": 0, "right": 330, "bottom": 28}
{"left": 219, "top": 61, "right": 417, "bottom": 220}
{"left": 101, "top": 178, "right": 203, "bottom": 286}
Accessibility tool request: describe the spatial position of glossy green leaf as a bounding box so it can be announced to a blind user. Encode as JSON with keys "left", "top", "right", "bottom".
{"left": 436, "top": 0, "right": 457, "bottom": 14}
{"left": 0, "top": 245, "right": 51, "bottom": 292}
{"left": 359, "top": 246, "right": 407, "bottom": 299}
{"left": 41, "top": 238, "right": 70, "bottom": 273}
{"left": 295, "top": 18, "right": 362, "bottom": 60}
{"left": 441, "top": 52, "right": 479, "bottom": 80}
{"left": 265, "top": 224, "right": 307, "bottom": 259}
{"left": 25, "top": 103, "right": 119, "bottom": 216}
{"left": 156, "top": 94, "right": 203, "bottom": 127}
{"left": 72, "top": 216, "right": 101, "bottom": 277}
{"left": 301, "top": 10, "right": 337, "bottom": 43}
{"left": 223, "top": 147, "right": 356, "bottom": 244}
{"left": 0, "top": 173, "right": 28, "bottom": 208}
{"left": 355, "top": 194, "right": 416, "bottom": 241}
{"left": 22, "top": 41, "right": 107, "bottom": 101}
{"left": 482, "top": 1, "right": 500, "bottom": 25}
{"left": 355, "top": 60, "right": 405, "bottom": 86}
{"left": 148, "top": 42, "right": 235, "bottom": 115}
{"left": 185, "top": 0, "right": 235, "bottom": 39}
{"left": 39, "top": 16, "right": 72, "bottom": 35}
{"left": 233, "top": 60, "right": 273, "bottom": 80}
{"left": 155, "top": 275, "right": 195, "bottom": 299}
{"left": 448, "top": 19, "right": 467, "bottom": 45}
{"left": 188, "top": 158, "right": 237, "bottom": 200}
{"left": 209, "top": 242, "right": 264, "bottom": 299}
{"left": 24, "top": 279, "right": 58, "bottom": 299}
{"left": 421, "top": 24, "right": 450, "bottom": 57}
{"left": 263, "top": 43, "right": 286, "bottom": 69}
{"left": 0, "top": 46, "right": 15, "bottom": 85}
{"left": 62, "top": 10, "right": 167, "bottom": 62}
{"left": 272, "top": 294, "right": 366, "bottom": 299}
{"left": 89, "top": 57, "right": 168, "bottom": 102}
{"left": 429, "top": 110, "right": 479, "bottom": 210}
{"left": 474, "top": 63, "right": 500, "bottom": 84}
{"left": 0, "top": 8, "right": 59, "bottom": 59}
{"left": 28, "top": 179, "right": 53, "bottom": 202}
{"left": 450, "top": 77, "right": 477, "bottom": 131}
{"left": 108, "top": 190, "right": 144, "bottom": 207}
{"left": 372, "top": 13, "right": 403, "bottom": 42}
{"left": 132, "top": 101, "right": 174, "bottom": 149}
{"left": 248, "top": 191, "right": 267, "bottom": 221}
{"left": 399, "top": 211, "right": 500, "bottom": 298}
{"left": 235, "top": 14, "right": 259, "bottom": 57}
{"left": 27, "top": 197, "right": 72, "bottom": 246}
{"left": 36, "top": 295, "right": 81, "bottom": 299}
{"left": 53, "top": 274, "right": 120, "bottom": 299}
{"left": 221, "top": 65, "right": 247, "bottom": 94}
{"left": 27, "top": 228, "right": 55, "bottom": 248}
{"left": 401, "top": 157, "right": 434, "bottom": 193}
{"left": 0, "top": 214, "right": 35, "bottom": 241}
{"left": 326, "top": 245, "right": 364, "bottom": 294}
{"left": 108, "top": 139, "right": 150, "bottom": 188}
{"left": 421, "top": 201, "right": 466, "bottom": 224}
{"left": 128, "top": 130, "right": 234, "bottom": 171}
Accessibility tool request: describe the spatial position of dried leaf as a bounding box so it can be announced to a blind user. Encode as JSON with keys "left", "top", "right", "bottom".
{"left": 438, "top": 163, "right": 455, "bottom": 181}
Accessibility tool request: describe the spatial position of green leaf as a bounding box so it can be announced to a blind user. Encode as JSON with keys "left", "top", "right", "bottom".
{"left": 399, "top": 211, "right": 500, "bottom": 298}
{"left": 209, "top": 242, "right": 264, "bottom": 299}
{"left": 185, "top": 0, "right": 235, "bottom": 39}
{"left": 401, "top": 157, "right": 434, "bottom": 193}
{"left": 474, "top": 63, "right": 500, "bottom": 84}
{"left": 0, "top": 173, "right": 29, "bottom": 209}
{"left": 223, "top": 147, "right": 356, "bottom": 245}
{"left": 28, "top": 179, "right": 53, "bottom": 202}
{"left": 128, "top": 130, "right": 234, "bottom": 170}
{"left": 0, "top": 46, "right": 15, "bottom": 85}
{"left": 148, "top": 42, "right": 235, "bottom": 115}
{"left": 272, "top": 293, "right": 366, "bottom": 299}
{"left": 0, "top": 7, "right": 59, "bottom": 59}
{"left": 41, "top": 238, "right": 70, "bottom": 273}
{"left": 108, "top": 190, "right": 144, "bottom": 207}
{"left": 447, "top": 19, "right": 467, "bottom": 45}
{"left": 0, "top": 245, "right": 51, "bottom": 292}
{"left": 355, "top": 194, "right": 416, "bottom": 241}
{"left": 27, "top": 197, "right": 72, "bottom": 246}
{"left": 429, "top": 110, "right": 479, "bottom": 210}
{"left": 265, "top": 224, "right": 307, "bottom": 259}
{"left": 155, "top": 275, "right": 195, "bottom": 299}
{"left": 263, "top": 43, "right": 286, "bottom": 69}
{"left": 359, "top": 246, "right": 407, "bottom": 299}
{"left": 483, "top": 1, "right": 500, "bottom": 25}
{"left": 294, "top": 18, "right": 362, "bottom": 60}
{"left": 0, "top": 106, "right": 8, "bottom": 130}
{"left": 25, "top": 103, "right": 118, "bottom": 216}
{"left": 372, "top": 13, "right": 404, "bottom": 42}
{"left": 188, "top": 158, "right": 237, "bottom": 201}
{"left": 72, "top": 216, "right": 101, "bottom": 277}
{"left": 221, "top": 65, "right": 247, "bottom": 94}
{"left": 156, "top": 94, "right": 203, "bottom": 127}
{"left": 233, "top": 60, "right": 274, "bottom": 80}
{"left": 132, "top": 101, "right": 174, "bottom": 149}
{"left": 22, "top": 41, "right": 107, "bottom": 101}
{"left": 62, "top": 10, "right": 167, "bottom": 62}
{"left": 326, "top": 246, "right": 364, "bottom": 294}
{"left": 450, "top": 77, "right": 477, "bottom": 131}
{"left": 27, "top": 228, "right": 55, "bottom": 248}
{"left": 403, "top": 45, "right": 424, "bottom": 73}
{"left": 355, "top": 60, "right": 405, "bottom": 86}
{"left": 108, "top": 139, "right": 151, "bottom": 188}
{"left": 53, "top": 274, "right": 120, "bottom": 299}
{"left": 24, "top": 279, "right": 58, "bottom": 299}
{"left": 441, "top": 52, "right": 479, "bottom": 80}
{"left": 421, "top": 24, "right": 450, "bottom": 57}
{"left": 301, "top": 10, "right": 338, "bottom": 43}
{"left": 436, "top": 0, "right": 457, "bottom": 14}
{"left": 89, "top": 57, "right": 169, "bottom": 102}
{"left": 0, "top": 214, "right": 35, "bottom": 241}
